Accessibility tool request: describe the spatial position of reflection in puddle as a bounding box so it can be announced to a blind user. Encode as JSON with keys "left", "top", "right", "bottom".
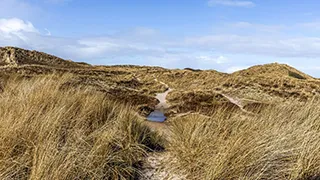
{"left": 147, "top": 110, "right": 167, "bottom": 122}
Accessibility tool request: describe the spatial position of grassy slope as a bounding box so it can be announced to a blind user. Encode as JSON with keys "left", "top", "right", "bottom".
{"left": 2, "top": 47, "right": 320, "bottom": 116}
{"left": 167, "top": 103, "right": 320, "bottom": 179}
{"left": 0, "top": 75, "right": 164, "bottom": 179}
{"left": 2, "top": 47, "right": 320, "bottom": 179}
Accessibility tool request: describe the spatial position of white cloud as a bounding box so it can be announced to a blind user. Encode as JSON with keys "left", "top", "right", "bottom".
{"left": 208, "top": 0, "right": 255, "bottom": 7}
{"left": 2, "top": 18, "right": 320, "bottom": 62}
{"left": 44, "top": 28, "right": 51, "bottom": 36}
{"left": 3, "top": 18, "right": 320, "bottom": 76}
{"left": 0, "top": 18, "right": 228, "bottom": 70}
{"left": 298, "top": 22, "right": 320, "bottom": 30}
{"left": 133, "top": 27, "right": 158, "bottom": 36}
{"left": 185, "top": 35, "right": 320, "bottom": 58}
{"left": 0, "top": 18, "right": 39, "bottom": 43}
{"left": 226, "top": 66, "right": 247, "bottom": 73}
{"left": 228, "top": 22, "right": 286, "bottom": 32}
{"left": 0, "top": 18, "right": 174, "bottom": 61}
{"left": 0, "top": 18, "right": 38, "bottom": 34}
{"left": 197, "top": 55, "right": 228, "bottom": 64}
{"left": 296, "top": 65, "right": 320, "bottom": 71}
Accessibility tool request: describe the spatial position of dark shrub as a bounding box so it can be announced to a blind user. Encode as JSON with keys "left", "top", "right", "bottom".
{"left": 288, "top": 71, "right": 306, "bottom": 80}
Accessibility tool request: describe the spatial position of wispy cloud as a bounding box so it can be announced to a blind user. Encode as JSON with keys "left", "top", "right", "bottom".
{"left": 226, "top": 66, "right": 248, "bottom": 73}
{"left": 0, "top": 18, "right": 39, "bottom": 43}
{"left": 208, "top": 0, "right": 255, "bottom": 8}
{"left": 3, "top": 18, "right": 320, "bottom": 76}
{"left": 228, "top": 22, "right": 286, "bottom": 33}
{"left": 0, "top": 18, "right": 38, "bottom": 34}
{"left": 185, "top": 34, "right": 320, "bottom": 58}
{"left": 298, "top": 22, "right": 320, "bottom": 30}
{"left": 197, "top": 55, "right": 228, "bottom": 64}
{"left": 0, "top": 18, "right": 187, "bottom": 67}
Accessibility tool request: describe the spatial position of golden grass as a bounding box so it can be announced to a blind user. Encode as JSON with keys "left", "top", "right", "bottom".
{"left": 167, "top": 102, "right": 320, "bottom": 179}
{"left": 166, "top": 90, "right": 240, "bottom": 116}
{"left": 0, "top": 74, "right": 164, "bottom": 179}
{"left": 3, "top": 47, "right": 320, "bottom": 179}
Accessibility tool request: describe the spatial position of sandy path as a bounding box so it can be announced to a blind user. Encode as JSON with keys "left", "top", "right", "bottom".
{"left": 141, "top": 80, "right": 185, "bottom": 180}
{"left": 143, "top": 83, "right": 255, "bottom": 179}
{"left": 221, "top": 94, "right": 243, "bottom": 108}
{"left": 155, "top": 88, "right": 173, "bottom": 110}
{"left": 141, "top": 152, "right": 184, "bottom": 180}
{"left": 153, "top": 78, "right": 172, "bottom": 110}
{"left": 142, "top": 88, "right": 253, "bottom": 179}
{"left": 221, "top": 93, "right": 254, "bottom": 114}
{"left": 145, "top": 79, "right": 173, "bottom": 133}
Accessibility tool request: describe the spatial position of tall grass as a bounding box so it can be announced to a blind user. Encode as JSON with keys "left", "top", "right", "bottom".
{"left": 168, "top": 102, "right": 320, "bottom": 179}
{"left": 0, "top": 74, "right": 163, "bottom": 179}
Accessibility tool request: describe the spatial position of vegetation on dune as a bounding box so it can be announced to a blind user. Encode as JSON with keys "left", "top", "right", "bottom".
{"left": 167, "top": 103, "right": 320, "bottom": 180}
{"left": 1, "top": 47, "right": 320, "bottom": 114}
{"left": 0, "top": 75, "right": 164, "bottom": 180}
{"left": 167, "top": 90, "right": 240, "bottom": 115}
{"left": 0, "top": 47, "right": 88, "bottom": 67}
{"left": 2, "top": 47, "right": 320, "bottom": 179}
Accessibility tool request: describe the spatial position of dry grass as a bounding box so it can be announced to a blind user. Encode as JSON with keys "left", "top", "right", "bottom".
{"left": 0, "top": 47, "right": 88, "bottom": 67}
{"left": 166, "top": 90, "right": 241, "bottom": 116}
{"left": 3, "top": 47, "right": 320, "bottom": 180}
{"left": 2, "top": 47, "right": 320, "bottom": 111}
{"left": 167, "top": 102, "right": 320, "bottom": 180}
{"left": 0, "top": 74, "right": 164, "bottom": 180}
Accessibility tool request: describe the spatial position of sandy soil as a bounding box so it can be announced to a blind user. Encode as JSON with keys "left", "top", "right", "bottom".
{"left": 155, "top": 88, "right": 173, "bottom": 110}
{"left": 141, "top": 80, "right": 184, "bottom": 180}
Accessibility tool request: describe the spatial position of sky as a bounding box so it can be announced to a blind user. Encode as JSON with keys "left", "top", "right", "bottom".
{"left": 1, "top": 0, "right": 320, "bottom": 76}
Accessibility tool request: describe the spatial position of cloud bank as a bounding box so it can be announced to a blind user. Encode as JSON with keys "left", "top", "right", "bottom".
{"left": 1, "top": 18, "right": 320, "bottom": 76}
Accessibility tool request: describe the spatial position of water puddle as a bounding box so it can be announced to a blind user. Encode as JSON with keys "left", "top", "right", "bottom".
{"left": 147, "top": 110, "right": 167, "bottom": 122}
{"left": 147, "top": 86, "right": 172, "bottom": 122}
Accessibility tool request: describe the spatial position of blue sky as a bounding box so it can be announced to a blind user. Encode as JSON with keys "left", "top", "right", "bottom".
{"left": 1, "top": 0, "right": 320, "bottom": 76}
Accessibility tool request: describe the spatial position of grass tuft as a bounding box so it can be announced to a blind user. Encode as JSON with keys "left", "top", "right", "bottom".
{"left": 167, "top": 103, "right": 320, "bottom": 179}
{"left": 0, "top": 74, "right": 163, "bottom": 179}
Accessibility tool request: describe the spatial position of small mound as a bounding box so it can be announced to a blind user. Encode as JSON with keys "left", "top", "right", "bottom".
{"left": 231, "top": 63, "right": 313, "bottom": 80}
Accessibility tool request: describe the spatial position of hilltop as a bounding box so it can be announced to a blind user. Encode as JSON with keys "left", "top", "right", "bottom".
{"left": 233, "top": 63, "right": 312, "bottom": 79}
{"left": 0, "top": 47, "right": 90, "bottom": 67}
{"left": 0, "top": 46, "right": 319, "bottom": 116}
